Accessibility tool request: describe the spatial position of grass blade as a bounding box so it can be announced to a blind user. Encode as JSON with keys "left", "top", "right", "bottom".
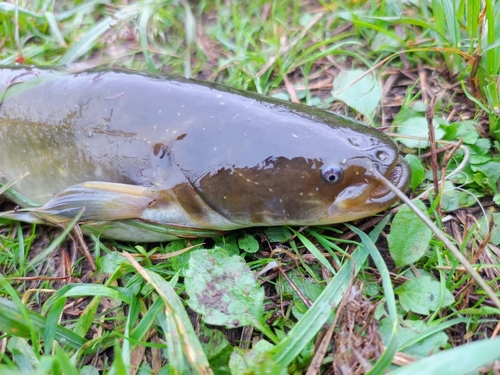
{"left": 0, "top": 296, "right": 86, "bottom": 350}
{"left": 270, "top": 245, "right": 368, "bottom": 366}
{"left": 387, "top": 336, "right": 500, "bottom": 375}
{"left": 122, "top": 252, "right": 212, "bottom": 374}
{"left": 348, "top": 225, "right": 398, "bottom": 374}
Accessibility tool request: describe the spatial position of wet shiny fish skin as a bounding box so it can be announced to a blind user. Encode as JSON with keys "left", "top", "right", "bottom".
{"left": 0, "top": 66, "right": 410, "bottom": 241}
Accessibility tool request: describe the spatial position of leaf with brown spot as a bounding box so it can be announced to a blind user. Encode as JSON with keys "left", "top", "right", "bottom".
{"left": 185, "top": 248, "right": 264, "bottom": 328}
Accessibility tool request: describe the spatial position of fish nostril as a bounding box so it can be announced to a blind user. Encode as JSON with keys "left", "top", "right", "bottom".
{"left": 348, "top": 137, "right": 360, "bottom": 147}
{"left": 376, "top": 150, "right": 389, "bottom": 163}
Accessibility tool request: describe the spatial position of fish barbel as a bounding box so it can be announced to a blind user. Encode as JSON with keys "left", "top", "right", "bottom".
{"left": 0, "top": 67, "right": 410, "bottom": 241}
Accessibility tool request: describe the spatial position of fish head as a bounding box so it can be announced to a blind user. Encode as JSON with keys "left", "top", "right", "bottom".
{"left": 188, "top": 119, "right": 411, "bottom": 226}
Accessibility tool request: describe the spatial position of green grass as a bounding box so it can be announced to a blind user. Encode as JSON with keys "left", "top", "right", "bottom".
{"left": 1, "top": 0, "right": 500, "bottom": 374}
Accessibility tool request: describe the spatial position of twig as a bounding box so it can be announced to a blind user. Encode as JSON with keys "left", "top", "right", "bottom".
{"left": 471, "top": 215, "right": 494, "bottom": 265}
{"left": 373, "top": 168, "right": 500, "bottom": 310}
{"left": 279, "top": 266, "right": 313, "bottom": 308}
{"left": 283, "top": 75, "right": 300, "bottom": 103}
{"left": 74, "top": 225, "right": 97, "bottom": 271}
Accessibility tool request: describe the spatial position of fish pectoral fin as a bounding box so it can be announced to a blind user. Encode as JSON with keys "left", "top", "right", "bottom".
{"left": 33, "top": 182, "right": 157, "bottom": 224}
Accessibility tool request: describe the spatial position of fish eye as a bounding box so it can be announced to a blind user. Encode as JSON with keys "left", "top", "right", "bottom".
{"left": 322, "top": 166, "right": 343, "bottom": 184}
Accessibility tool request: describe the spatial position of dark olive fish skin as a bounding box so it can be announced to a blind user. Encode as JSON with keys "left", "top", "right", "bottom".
{"left": 0, "top": 66, "right": 410, "bottom": 241}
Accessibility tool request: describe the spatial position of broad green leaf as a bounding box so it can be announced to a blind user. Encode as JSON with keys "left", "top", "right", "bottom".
{"left": 494, "top": 193, "right": 500, "bottom": 205}
{"left": 470, "top": 160, "right": 500, "bottom": 193}
{"left": 443, "top": 120, "right": 479, "bottom": 144}
{"left": 411, "top": 101, "right": 427, "bottom": 112}
{"left": 229, "top": 340, "right": 286, "bottom": 375}
{"left": 80, "top": 366, "right": 100, "bottom": 375}
{"left": 395, "top": 275, "right": 454, "bottom": 315}
{"left": 440, "top": 181, "right": 460, "bottom": 212}
{"left": 380, "top": 319, "right": 448, "bottom": 358}
{"left": 478, "top": 212, "right": 500, "bottom": 245}
{"left": 264, "top": 227, "right": 292, "bottom": 242}
{"left": 472, "top": 138, "right": 492, "bottom": 155}
{"left": 282, "top": 270, "right": 324, "bottom": 319}
{"left": 238, "top": 234, "right": 260, "bottom": 253}
{"left": 164, "top": 239, "right": 203, "bottom": 272}
{"left": 165, "top": 240, "right": 190, "bottom": 272}
{"left": 7, "top": 337, "right": 38, "bottom": 372}
{"left": 395, "top": 116, "right": 446, "bottom": 149}
{"left": 387, "top": 200, "right": 432, "bottom": 267}
{"left": 99, "top": 252, "right": 129, "bottom": 275}
{"left": 215, "top": 233, "right": 241, "bottom": 255}
{"left": 331, "top": 69, "right": 381, "bottom": 121}
{"left": 371, "top": 32, "right": 401, "bottom": 50}
{"left": 404, "top": 154, "right": 425, "bottom": 191}
{"left": 185, "top": 248, "right": 264, "bottom": 328}
{"left": 199, "top": 325, "right": 233, "bottom": 374}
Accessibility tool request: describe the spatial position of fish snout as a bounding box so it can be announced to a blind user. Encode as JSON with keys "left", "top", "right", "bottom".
{"left": 329, "top": 155, "right": 411, "bottom": 220}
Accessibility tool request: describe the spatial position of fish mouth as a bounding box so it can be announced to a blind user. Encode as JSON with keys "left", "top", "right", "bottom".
{"left": 368, "top": 156, "right": 411, "bottom": 203}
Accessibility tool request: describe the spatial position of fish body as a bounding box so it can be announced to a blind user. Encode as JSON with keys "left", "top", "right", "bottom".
{"left": 0, "top": 67, "right": 410, "bottom": 241}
